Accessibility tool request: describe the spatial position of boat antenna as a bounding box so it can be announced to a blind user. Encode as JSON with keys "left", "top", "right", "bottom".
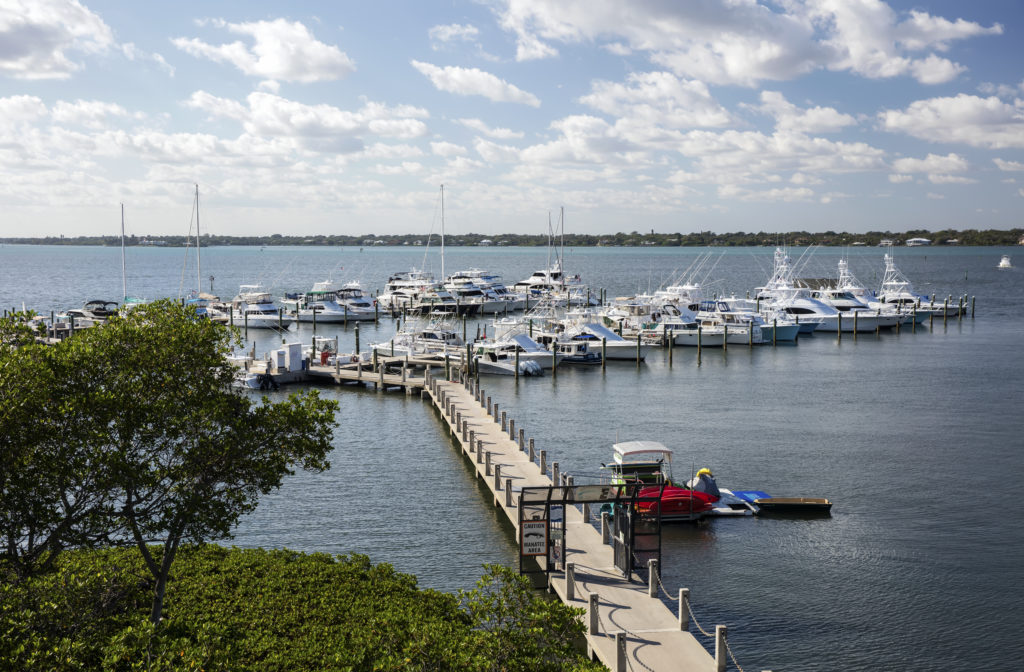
{"left": 121, "top": 203, "right": 128, "bottom": 303}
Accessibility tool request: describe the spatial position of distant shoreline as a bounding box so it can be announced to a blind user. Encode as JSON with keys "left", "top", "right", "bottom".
{"left": 3, "top": 229, "right": 1022, "bottom": 248}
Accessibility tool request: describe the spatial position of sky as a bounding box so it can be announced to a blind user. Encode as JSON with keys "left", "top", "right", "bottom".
{"left": 1, "top": 0, "right": 1023, "bottom": 238}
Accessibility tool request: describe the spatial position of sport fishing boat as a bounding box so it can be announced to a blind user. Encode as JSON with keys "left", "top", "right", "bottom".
{"left": 602, "top": 441, "right": 715, "bottom": 522}
{"left": 283, "top": 280, "right": 376, "bottom": 323}
{"left": 230, "top": 284, "right": 294, "bottom": 329}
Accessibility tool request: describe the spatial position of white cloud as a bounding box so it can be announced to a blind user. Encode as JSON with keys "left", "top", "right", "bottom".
{"left": 431, "top": 141, "right": 466, "bottom": 157}
{"left": 172, "top": 18, "right": 355, "bottom": 83}
{"left": 928, "top": 174, "right": 975, "bottom": 185}
{"left": 891, "top": 153, "right": 968, "bottom": 174}
{"left": 121, "top": 43, "right": 175, "bottom": 77}
{"left": 889, "top": 174, "right": 912, "bottom": 183}
{"left": 718, "top": 184, "right": 815, "bottom": 202}
{"left": 880, "top": 94, "right": 1024, "bottom": 149}
{"left": 909, "top": 54, "right": 964, "bottom": 85}
{"left": 580, "top": 71, "right": 733, "bottom": 128}
{"left": 411, "top": 60, "right": 541, "bottom": 107}
{"left": 994, "top": 158, "right": 1024, "bottom": 172}
{"left": 429, "top": 23, "right": 479, "bottom": 44}
{"left": 978, "top": 80, "right": 1024, "bottom": 100}
{"left": 756, "top": 91, "right": 857, "bottom": 134}
{"left": 51, "top": 99, "right": 131, "bottom": 129}
{"left": 360, "top": 143, "right": 424, "bottom": 160}
{"left": 184, "top": 91, "right": 429, "bottom": 155}
{"left": 0, "top": 0, "right": 114, "bottom": 79}
{"left": 371, "top": 162, "right": 423, "bottom": 176}
{"left": 473, "top": 137, "right": 521, "bottom": 163}
{"left": 0, "top": 95, "right": 48, "bottom": 126}
{"left": 457, "top": 118, "right": 525, "bottom": 139}
{"left": 490, "top": 0, "right": 999, "bottom": 86}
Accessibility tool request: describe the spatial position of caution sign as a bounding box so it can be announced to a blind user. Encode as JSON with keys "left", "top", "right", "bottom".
{"left": 520, "top": 520, "right": 547, "bottom": 556}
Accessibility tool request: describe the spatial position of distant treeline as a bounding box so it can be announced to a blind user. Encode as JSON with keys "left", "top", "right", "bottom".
{"left": 3, "top": 228, "right": 1023, "bottom": 247}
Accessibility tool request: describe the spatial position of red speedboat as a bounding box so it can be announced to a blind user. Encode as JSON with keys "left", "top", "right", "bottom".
{"left": 636, "top": 485, "right": 716, "bottom": 521}
{"left": 603, "top": 440, "right": 718, "bottom": 523}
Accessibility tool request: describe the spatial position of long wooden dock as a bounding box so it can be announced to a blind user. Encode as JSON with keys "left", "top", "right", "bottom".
{"left": 423, "top": 369, "right": 733, "bottom": 672}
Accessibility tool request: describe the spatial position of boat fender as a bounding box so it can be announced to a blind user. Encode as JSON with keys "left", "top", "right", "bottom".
{"left": 351, "top": 355, "right": 359, "bottom": 363}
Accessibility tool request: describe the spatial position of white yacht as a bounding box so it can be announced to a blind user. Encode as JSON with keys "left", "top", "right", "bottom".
{"left": 753, "top": 249, "right": 837, "bottom": 334}
{"left": 557, "top": 319, "right": 650, "bottom": 361}
{"left": 283, "top": 280, "right": 376, "bottom": 323}
{"left": 875, "top": 247, "right": 961, "bottom": 317}
{"left": 459, "top": 269, "right": 526, "bottom": 311}
{"left": 230, "top": 285, "right": 294, "bottom": 329}
{"left": 714, "top": 297, "right": 801, "bottom": 342}
{"left": 473, "top": 331, "right": 562, "bottom": 374}
{"left": 443, "top": 273, "right": 506, "bottom": 315}
{"left": 334, "top": 281, "right": 378, "bottom": 317}
{"left": 370, "top": 317, "right": 465, "bottom": 359}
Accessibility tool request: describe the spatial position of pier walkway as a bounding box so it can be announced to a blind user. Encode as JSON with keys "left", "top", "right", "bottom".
{"left": 423, "top": 369, "right": 727, "bottom": 672}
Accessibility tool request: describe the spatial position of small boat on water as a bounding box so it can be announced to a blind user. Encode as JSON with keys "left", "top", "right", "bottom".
{"left": 602, "top": 441, "right": 714, "bottom": 522}
{"left": 998, "top": 255, "right": 1011, "bottom": 269}
{"left": 754, "top": 497, "right": 833, "bottom": 515}
{"left": 67, "top": 299, "right": 119, "bottom": 322}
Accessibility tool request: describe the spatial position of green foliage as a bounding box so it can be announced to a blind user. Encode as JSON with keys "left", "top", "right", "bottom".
{"left": 0, "top": 546, "right": 604, "bottom": 672}
{"left": 460, "top": 565, "right": 603, "bottom": 672}
{"left": 1, "top": 300, "right": 339, "bottom": 625}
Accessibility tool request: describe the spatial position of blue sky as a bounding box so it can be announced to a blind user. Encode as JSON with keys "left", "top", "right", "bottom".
{"left": 1, "top": 0, "right": 1022, "bottom": 237}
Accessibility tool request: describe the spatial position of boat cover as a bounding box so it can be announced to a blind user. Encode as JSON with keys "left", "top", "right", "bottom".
{"left": 731, "top": 490, "right": 771, "bottom": 503}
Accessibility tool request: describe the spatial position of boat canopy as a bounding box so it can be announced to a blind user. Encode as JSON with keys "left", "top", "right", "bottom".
{"left": 582, "top": 322, "right": 622, "bottom": 340}
{"left": 510, "top": 332, "right": 545, "bottom": 352}
{"left": 613, "top": 440, "right": 673, "bottom": 462}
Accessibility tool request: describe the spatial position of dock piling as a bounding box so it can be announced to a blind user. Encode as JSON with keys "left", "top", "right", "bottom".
{"left": 529, "top": 438, "right": 535, "bottom": 462}
{"left": 589, "top": 593, "right": 599, "bottom": 635}
{"left": 505, "top": 479, "right": 513, "bottom": 507}
{"left": 552, "top": 462, "right": 559, "bottom": 484}
{"left": 540, "top": 450, "right": 547, "bottom": 474}
{"left": 566, "top": 562, "right": 576, "bottom": 601}
{"left": 715, "top": 626, "right": 727, "bottom": 672}
{"left": 615, "top": 632, "right": 627, "bottom": 672}
{"left": 679, "top": 588, "right": 690, "bottom": 631}
{"left": 602, "top": 511, "right": 611, "bottom": 544}
{"left": 648, "top": 559, "right": 659, "bottom": 598}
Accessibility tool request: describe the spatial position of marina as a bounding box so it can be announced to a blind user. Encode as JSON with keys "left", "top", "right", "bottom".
{"left": 2, "top": 243, "right": 1023, "bottom": 671}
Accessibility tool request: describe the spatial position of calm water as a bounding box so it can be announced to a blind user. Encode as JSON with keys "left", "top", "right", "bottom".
{"left": 3, "top": 243, "right": 1022, "bottom": 671}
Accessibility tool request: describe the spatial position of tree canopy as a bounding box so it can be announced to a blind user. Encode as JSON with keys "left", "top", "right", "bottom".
{"left": 0, "top": 546, "right": 604, "bottom": 672}
{"left": 0, "top": 301, "right": 338, "bottom": 623}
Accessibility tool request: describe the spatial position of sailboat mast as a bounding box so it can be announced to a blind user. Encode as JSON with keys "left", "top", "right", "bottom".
{"left": 195, "top": 184, "right": 201, "bottom": 293}
{"left": 121, "top": 203, "right": 127, "bottom": 303}
{"left": 440, "top": 184, "right": 445, "bottom": 281}
{"left": 560, "top": 206, "right": 565, "bottom": 277}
